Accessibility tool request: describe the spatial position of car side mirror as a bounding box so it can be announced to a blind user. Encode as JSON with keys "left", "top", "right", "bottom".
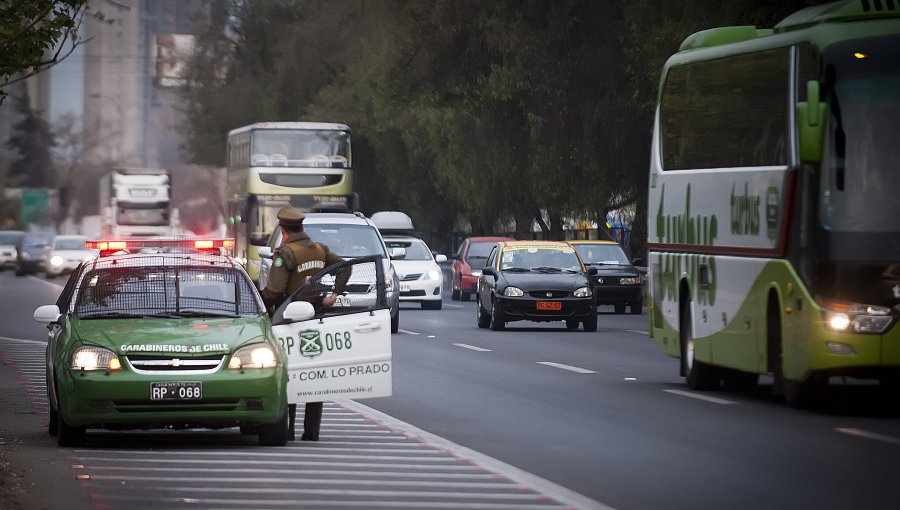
{"left": 283, "top": 301, "right": 316, "bottom": 322}
{"left": 33, "top": 304, "right": 61, "bottom": 324}
{"left": 258, "top": 246, "right": 273, "bottom": 259}
{"left": 797, "top": 80, "right": 828, "bottom": 164}
{"left": 434, "top": 254, "right": 447, "bottom": 263}
{"left": 390, "top": 247, "right": 407, "bottom": 260}
{"left": 587, "top": 267, "right": 598, "bottom": 276}
{"left": 482, "top": 267, "right": 497, "bottom": 278}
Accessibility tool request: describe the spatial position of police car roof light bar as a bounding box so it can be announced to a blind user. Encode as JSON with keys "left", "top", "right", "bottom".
{"left": 86, "top": 238, "right": 235, "bottom": 257}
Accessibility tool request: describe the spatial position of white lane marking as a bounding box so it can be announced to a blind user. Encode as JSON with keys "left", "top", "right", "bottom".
{"left": 626, "top": 329, "right": 648, "bottom": 335}
{"left": 81, "top": 466, "right": 498, "bottom": 480}
{"left": 444, "top": 303, "right": 465, "bottom": 308}
{"left": 663, "top": 389, "right": 738, "bottom": 405}
{"left": 0, "top": 336, "right": 45, "bottom": 345}
{"left": 344, "top": 400, "right": 614, "bottom": 510}
{"left": 86, "top": 474, "right": 520, "bottom": 490}
{"left": 454, "top": 343, "right": 491, "bottom": 352}
{"left": 536, "top": 362, "right": 596, "bottom": 374}
{"left": 836, "top": 427, "right": 900, "bottom": 446}
{"left": 397, "top": 329, "right": 420, "bottom": 335}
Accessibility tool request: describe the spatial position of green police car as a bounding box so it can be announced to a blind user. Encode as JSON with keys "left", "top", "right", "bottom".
{"left": 33, "top": 239, "right": 290, "bottom": 447}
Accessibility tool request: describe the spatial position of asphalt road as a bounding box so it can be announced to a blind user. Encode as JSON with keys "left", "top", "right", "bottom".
{"left": 1, "top": 269, "right": 899, "bottom": 509}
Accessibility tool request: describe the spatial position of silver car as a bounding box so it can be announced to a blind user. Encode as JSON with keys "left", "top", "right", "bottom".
{"left": 44, "top": 235, "right": 98, "bottom": 278}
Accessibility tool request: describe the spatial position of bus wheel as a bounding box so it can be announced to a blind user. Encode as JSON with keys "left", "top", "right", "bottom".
{"left": 782, "top": 375, "right": 824, "bottom": 409}
{"left": 681, "top": 302, "right": 719, "bottom": 390}
{"left": 722, "top": 369, "right": 759, "bottom": 391}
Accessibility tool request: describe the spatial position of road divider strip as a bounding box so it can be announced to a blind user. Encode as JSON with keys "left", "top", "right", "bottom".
{"left": 453, "top": 343, "right": 492, "bottom": 352}
{"left": 536, "top": 362, "right": 596, "bottom": 374}
{"left": 835, "top": 427, "right": 900, "bottom": 447}
{"left": 663, "top": 389, "right": 737, "bottom": 405}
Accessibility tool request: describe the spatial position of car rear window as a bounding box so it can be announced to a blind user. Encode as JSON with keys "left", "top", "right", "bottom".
{"left": 73, "top": 263, "right": 262, "bottom": 319}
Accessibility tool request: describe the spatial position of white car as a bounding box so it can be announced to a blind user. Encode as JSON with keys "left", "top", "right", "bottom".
{"left": 0, "top": 230, "right": 24, "bottom": 271}
{"left": 383, "top": 235, "right": 446, "bottom": 310}
{"left": 45, "top": 235, "right": 97, "bottom": 278}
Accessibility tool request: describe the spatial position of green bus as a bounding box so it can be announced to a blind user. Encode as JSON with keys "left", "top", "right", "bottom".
{"left": 647, "top": 0, "right": 900, "bottom": 406}
{"left": 226, "top": 122, "right": 356, "bottom": 282}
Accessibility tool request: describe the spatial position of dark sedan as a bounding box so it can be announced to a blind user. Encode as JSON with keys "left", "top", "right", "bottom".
{"left": 570, "top": 240, "right": 643, "bottom": 314}
{"left": 475, "top": 241, "right": 597, "bottom": 331}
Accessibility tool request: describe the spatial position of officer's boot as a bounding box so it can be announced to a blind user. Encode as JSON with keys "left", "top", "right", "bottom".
{"left": 301, "top": 401, "right": 323, "bottom": 441}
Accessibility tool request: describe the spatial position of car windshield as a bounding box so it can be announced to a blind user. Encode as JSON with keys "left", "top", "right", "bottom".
{"left": 385, "top": 239, "right": 432, "bottom": 261}
{"left": 23, "top": 234, "right": 52, "bottom": 248}
{"left": 467, "top": 242, "right": 498, "bottom": 261}
{"left": 54, "top": 238, "right": 88, "bottom": 250}
{"left": 500, "top": 247, "right": 582, "bottom": 272}
{"left": 573, "top": 243, "right": 630, "bottom": 266}
{"left": 305, "top": 224, "right": 387, "bottom": 258}
{"left": 0, "top": 231, "right": 23, "bottom": 245}
{"left": 73, "top": 263, "right": 262, "bottom": 319}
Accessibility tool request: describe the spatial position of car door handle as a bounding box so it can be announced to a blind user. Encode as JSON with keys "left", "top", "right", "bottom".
{"left": 353, "top": 322, "right": 382, "bottom": 333}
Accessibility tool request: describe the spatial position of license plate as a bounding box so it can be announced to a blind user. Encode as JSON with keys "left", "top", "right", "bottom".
{"left": 400, "top": 284, "right": 410, "bottom": 292}
{"left": 151, "top": 381, "right": 202, "bottom": 400}
{"left": 536, "top": 301, "right": 562, "bottom": 311}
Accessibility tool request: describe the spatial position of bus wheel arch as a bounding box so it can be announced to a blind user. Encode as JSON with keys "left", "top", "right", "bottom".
{"left": 767, "top": 288, "right": 821, "bottom": 407}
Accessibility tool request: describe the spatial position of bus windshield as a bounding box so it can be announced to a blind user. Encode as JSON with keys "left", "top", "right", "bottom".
{"left": 251, "top": 129, "right": 350, "bottom": 168}
{"left": 820, "top": 35, "right": 900, "bottom": 234}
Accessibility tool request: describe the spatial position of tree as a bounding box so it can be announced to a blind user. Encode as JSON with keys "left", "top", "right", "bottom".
{"left": 6, "top": 90, "right": 55, "bottom": 188}
{"left": 0, "top": 0, "right": 89, "bottom": 105}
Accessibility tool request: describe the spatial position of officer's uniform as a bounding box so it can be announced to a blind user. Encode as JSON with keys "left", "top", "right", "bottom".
{"left": 262, "top": 207, "right": 345, "bottom": 441}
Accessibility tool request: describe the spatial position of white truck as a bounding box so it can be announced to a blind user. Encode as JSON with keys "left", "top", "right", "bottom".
{"left": 99, "top": 168, "right": 173, "bottom": 238}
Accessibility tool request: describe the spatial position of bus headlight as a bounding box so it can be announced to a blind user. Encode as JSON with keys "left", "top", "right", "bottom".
{"left": 822, "top": 300, "right": 894, "bottom": 334}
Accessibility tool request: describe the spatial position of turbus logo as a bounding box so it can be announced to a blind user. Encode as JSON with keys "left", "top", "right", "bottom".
{"left": 299, "top": 329, "right": 323, "bottom": 358}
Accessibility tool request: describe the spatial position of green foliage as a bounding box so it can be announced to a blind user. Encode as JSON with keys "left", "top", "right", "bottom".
{"left": 180, "top": 0, "right": 830, "bottom": 249}
{"left": 0, "top": 0, "right": 88, "bottom": 104}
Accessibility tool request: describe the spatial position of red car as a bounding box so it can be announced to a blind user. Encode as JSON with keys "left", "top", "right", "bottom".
{"left": 450, "top": 236, "right": 514, "bottom": 301}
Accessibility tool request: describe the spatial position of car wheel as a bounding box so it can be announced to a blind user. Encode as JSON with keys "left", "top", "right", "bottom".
{"left": 391, "top": 308, "right": 400, "bottom": 334}
{"left": 630, "top": 301, "right": 642, "bottom": 315}
{"left": 56, "top": 394, "right": 86, "bottom": 447}
{"left": 48, "top": 401, "right": 58, "bottom": 436}
{"left": 239, "top": 424, "right": 259, "bottom": 434}
{"left": 565, "top": 319, "right": 580, "bottom": 330}
{"left": 460, "top": 290, "right": 471, "bottom": 302}
{"left": 614, "top": 303, "right": 626, "bottom": 314}
{"left": 257, "top": 405, "right": 289, "bottom": 446}
{"left": 421, "top": 300, "right": 442, "bottom": 310}
{"left": 476, "top": 296, "right": 490, "bottom": 329}
{"left": 681, "top": 302, "right": 719, "bottom": 390}
{"left": 583, "top": 313, "right": 598, "bottom": 332}
{"left": 451, "top": 277, "right": 460, "bottom": 301}
{"left": 489, "top": 299, "right": 505, "bottom": 331}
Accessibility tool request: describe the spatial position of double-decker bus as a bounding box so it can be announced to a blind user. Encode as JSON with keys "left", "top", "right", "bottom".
{"left": 647, "top": 1, "right": 900, "bottom": 406}
{"left": 226, "top": 122, "right": 356, "bottom": 282}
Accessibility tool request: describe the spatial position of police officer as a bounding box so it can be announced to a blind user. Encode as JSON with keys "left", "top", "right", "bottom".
{"left": 262, "top": 206, "right": 345, "bottom": 441}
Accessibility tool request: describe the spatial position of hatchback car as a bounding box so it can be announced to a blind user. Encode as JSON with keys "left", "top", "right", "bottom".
{"left": 15, "top": 231, "right": 53, "bottom": 276}
{"left": 0, "top": 230, "right": 24, "bottom": 270}
{"left": 569, "top": 240, "right": 643, "bottom": 314}
{"left": 450, "top": 236, "right": 514, "bottom": 301}
{"left": 33, "top": 238, "right": 290, "bottom": 447}
{"left": 257, "top": 212, "right": 402, "bottom": 333}
{"left": 475, "top": 241, "right": 598, "bottom": 331}
{"left": 384, "top": 235, "right": 447, "bottom": 310}
{"left": 45, "top": 235, "right": 97, "bottom": 278}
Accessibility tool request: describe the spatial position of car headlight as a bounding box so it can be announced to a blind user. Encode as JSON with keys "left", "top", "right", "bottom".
{"left": 620, "top": 277, "right": 641, "bottom": 285}
{"left": 384, "top": 273, "right": 395, "bottom": 292}
{"left": 71, "top": 345, "right": 121, "bottom": 371}
{"left": 821, "top": 300, "right": 894, "bottom": 334}
{"left": 424, "top": 270, "right": 441, "bottom": 281}
{"left": 503, "top": 286, "right": 524, "bottom": 297}
{"left": 229, "top": 343, "right": 278, "bottom": 369}
{"left": 574, "top": 286, "right": 593, "bottom": 298}
{"left": 50, "top": 255, "right": 64, "bottom": 267}
{"left": 470, "top": 269, "right": 482, "bottom": 277}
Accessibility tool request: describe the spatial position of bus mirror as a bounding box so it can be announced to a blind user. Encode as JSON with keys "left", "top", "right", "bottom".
{"left": 797, "top": 80, "right": 828, "bottom": 164}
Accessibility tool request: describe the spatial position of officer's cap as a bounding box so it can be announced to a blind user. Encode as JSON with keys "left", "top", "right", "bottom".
{"left": 277, "top": 206, "right": 305, "bottom": 225}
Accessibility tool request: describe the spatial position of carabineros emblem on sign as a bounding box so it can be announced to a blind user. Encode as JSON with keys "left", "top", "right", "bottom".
{"left": 299, "top": 329, "right": 323, "bottom": 358}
